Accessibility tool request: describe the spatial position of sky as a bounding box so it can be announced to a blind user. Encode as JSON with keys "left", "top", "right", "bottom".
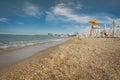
{"left": 0, "top": 0, "right": 120, "bottom": 35}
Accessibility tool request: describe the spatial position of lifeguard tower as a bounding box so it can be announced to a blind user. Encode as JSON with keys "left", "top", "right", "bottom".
{"left": 89, "top": 19, "right": 99, "bottom": 37}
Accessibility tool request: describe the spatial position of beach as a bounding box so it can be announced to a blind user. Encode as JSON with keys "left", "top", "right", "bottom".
{"left": 0, "top": 37, "right": 120, "bottom": 80}
{"left": 0, "top": 38, "right": 68, "bottom": 69}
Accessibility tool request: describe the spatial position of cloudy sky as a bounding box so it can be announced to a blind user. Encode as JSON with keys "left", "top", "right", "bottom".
{"left": 0, "top": 0, "right": 120, "bottom": 34}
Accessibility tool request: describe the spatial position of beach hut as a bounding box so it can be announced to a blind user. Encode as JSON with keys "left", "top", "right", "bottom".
{"left": 89, "top": 19, "right": 99, "bottom": 37}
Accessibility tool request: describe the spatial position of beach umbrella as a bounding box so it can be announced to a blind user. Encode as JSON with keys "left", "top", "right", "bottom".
{"left": 89, "top": 19, "right": 99, "bottom": 25}
{"left": 89, "top": 19, "right": 99, "bottom": 29}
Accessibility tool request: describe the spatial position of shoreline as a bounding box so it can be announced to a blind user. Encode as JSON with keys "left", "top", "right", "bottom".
{"left": 0, "top": 38, "right": 66, "bottom": 55}
{"left": 0, "top": 38, "right": 68, "bottom": 70}
{"left": 0, "top": 38, "right": 120, "bottom": 80}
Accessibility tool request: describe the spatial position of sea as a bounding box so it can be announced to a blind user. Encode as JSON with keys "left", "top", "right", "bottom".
{"left": 0, "top": 34, "right": 65, "bottom": 50}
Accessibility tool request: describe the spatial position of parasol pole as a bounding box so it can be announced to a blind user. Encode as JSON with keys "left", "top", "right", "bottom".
{"left": 112, "top": 20, "right": 116, "bottom": 37}
{"left": 104, "top": 24, "right": 106, "bottom": 30}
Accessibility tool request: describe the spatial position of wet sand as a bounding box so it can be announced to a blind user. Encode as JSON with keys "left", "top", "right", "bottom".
{"left": 0, "top": 38, "right": 120, "bottom": 80}
{"left": 0, "top": 39, "right": 68, "bottom": 70}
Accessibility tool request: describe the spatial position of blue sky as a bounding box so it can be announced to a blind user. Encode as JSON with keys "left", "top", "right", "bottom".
{"left": 0, "top": 0, "right": 120, "bottom": 34}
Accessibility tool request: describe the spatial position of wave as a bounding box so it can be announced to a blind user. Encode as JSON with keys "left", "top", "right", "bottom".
{"left": 0, "top": 38, "right": 66, "bottom": 50}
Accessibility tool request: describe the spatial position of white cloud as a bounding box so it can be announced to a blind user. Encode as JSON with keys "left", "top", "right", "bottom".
{"left": 62, "top": 24, "right": 91, "bottom": 34}
{"left": 66, "top": 1, "right": 83, "bottom": 9}
{"left": 23, "top": 2, "right": 41, "bottom": 18}
{"left": 46, "top": 2, "right": 116, "bottom": 25}
{"left": 0, "top": 18, "right": 8, "bottom": 22}
{"left": 17, "top": 22, "right": 24, "bottom": 25}
{"left": 46, "top": 2, "right": 119, "bottom": 34}
{"left": 97, "top": 16, "right": 120, "bottom": 26}
{"left": 115, "top": 19, "right": 120, "bottom": 26}
{"left": 95, "top": 16, "right": 113, "bottom": 24}
{"left": 46, "top": 3, "right": 91, "bottom": 24}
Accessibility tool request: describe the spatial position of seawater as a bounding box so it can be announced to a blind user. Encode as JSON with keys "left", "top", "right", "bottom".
{"left": 0, "top": 34, "right": 63, "bottom": 50}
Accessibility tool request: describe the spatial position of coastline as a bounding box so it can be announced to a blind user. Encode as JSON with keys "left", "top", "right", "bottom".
{"left": 0, "top": 37, "right": 120, "bottom": 80}
{"left": 0, "top": 38, "right": 66, "bottom": 55}
{"left": 0, "top": 38, "right": 68, "bottom": 70}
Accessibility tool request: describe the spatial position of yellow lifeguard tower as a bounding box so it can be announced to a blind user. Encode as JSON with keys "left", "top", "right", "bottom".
{"left": 89, "top": 19, "right": 99, "bottom": 37}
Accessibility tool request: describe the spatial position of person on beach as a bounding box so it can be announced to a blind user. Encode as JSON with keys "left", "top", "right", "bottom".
{"left": 101, "top": 30, "right": 108, "bottom": 38}
{"left": 76, "top": 32, "right": 81, "bottom": 40}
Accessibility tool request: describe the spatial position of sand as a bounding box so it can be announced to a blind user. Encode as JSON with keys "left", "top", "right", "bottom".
{"left": 0, "top": 39, "right": 67, "bottom": 69}
{"left": 0, "top": 37, "right": 120, "bottom": 80}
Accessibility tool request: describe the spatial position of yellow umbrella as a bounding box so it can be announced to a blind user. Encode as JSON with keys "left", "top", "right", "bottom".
{"left": 89, "top": 19, "right": 99, "bottom": 29}
{"left": 89, "top": 19, "right": 99, "bottom": 25}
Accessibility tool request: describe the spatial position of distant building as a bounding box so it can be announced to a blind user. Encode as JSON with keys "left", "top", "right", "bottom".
{"left": 48, "top": 33, "right": 54, "bottom": 36}
{"left": 48, "top": 33, "right": 70, "bottom": 37}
